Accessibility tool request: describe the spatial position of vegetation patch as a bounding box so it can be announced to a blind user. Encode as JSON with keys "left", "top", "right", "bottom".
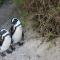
{"left": 0, "top": 0, "right": 5, "bottom": 6}
{"left": 13, "top": 0, "right": 60, "bottom": 41}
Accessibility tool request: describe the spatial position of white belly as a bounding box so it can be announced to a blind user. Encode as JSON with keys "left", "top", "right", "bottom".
{"left": 0, "top": 36, "right": 11, "bottom": 52}
{"left": 12, "top": 26, "right": 22, "bottom": 44}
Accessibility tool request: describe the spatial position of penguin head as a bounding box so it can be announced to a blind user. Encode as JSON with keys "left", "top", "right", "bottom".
{"left": 11, "top": 18, "right": 18, "bottom": 25}
{"left": 0, "top": 29, "right": 9, "bottom": 40}
{"left": 11, "top": 18, "right": 21, "bottom": 30}
{"left": 0, "top": 29, "right": 7, "bottom": 35}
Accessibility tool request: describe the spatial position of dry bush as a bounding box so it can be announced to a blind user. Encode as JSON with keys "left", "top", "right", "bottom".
{"left": 26, "top": 0, "right": 60, "bottom": 40}
{"left": 14, "top": 0, "right": 60, "bottom": 40}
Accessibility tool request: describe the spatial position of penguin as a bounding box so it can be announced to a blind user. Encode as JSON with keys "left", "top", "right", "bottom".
{"left": 0, "top": 29, "right": 12, "bottom": 56}
{"left": 10, "top": 18, "right": 24, "bottom": 46}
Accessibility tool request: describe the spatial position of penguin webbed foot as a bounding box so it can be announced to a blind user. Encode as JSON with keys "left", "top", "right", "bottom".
{"left": 6, "top": 49, "right": 13, "bottom": 54}
{"left": 10, "top": 45, "right": 15, "bottom": 51}
{"left": 18, "top": 42, "right": 24, "bottom": 46}
{"left": 0, "top": 52, "right": 6, "bottom": 57}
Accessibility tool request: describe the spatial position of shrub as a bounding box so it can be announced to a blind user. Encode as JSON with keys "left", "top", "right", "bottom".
{"left": 0, "top": 0, "right": 4, "bottom": 6}
{"left": 13, "top": 0, "right": 60, "bottom": 41}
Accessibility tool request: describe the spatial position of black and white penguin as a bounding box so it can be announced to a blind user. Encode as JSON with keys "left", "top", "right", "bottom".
{"left": 10, "top": 18, "right": 24, "bottom": 46}
{"left": 0, "top": 29, "right": 11, "bottom": 56}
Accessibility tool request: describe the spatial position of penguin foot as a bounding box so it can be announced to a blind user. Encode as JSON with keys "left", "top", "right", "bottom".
{"left": 1, "top": 53, "right": 6, "bottom": 57}
{"left": 6, "top": 50, "right": 13, "bottom": 54}
{"left": 18, "top": 42, "right": 24, "bottom": 46}
{"left": 10, "top": 46, "right": 15, "bottom": 51}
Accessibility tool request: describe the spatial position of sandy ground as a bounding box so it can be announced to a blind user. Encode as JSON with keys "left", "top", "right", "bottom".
{"left": 0, "top": 0, "right": 60, "bottom": 60}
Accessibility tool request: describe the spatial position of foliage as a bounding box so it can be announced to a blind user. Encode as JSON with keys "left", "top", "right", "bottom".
{"left": 0, "top": 0, "right": 4, "bottom": 6}
{"left": 13, "top": 0, "right": 60, "bottom": 41}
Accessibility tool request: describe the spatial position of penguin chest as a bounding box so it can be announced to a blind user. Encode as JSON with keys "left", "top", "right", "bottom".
{"left": 1, "top": 36, "right": 11, "bottom": 52}
{"left": 12, "top": 27, "right": 22, "bottom": 43}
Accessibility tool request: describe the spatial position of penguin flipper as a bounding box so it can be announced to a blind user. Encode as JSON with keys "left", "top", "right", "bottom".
{"left": 22, "top": 32, "right": 24, "bottom": 41}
